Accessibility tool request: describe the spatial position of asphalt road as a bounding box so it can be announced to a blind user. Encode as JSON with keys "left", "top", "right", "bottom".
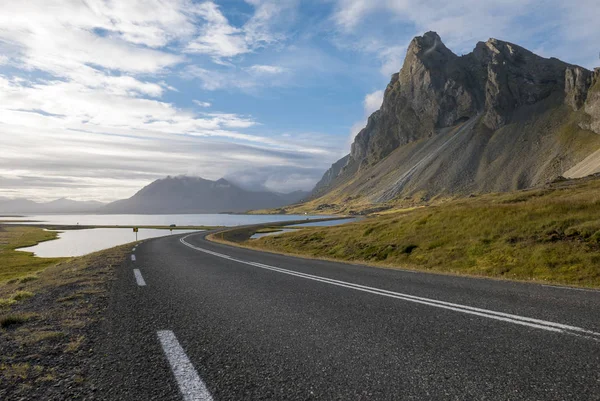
{"left": 92, "top": 230, "right": 600, "bottom": 400}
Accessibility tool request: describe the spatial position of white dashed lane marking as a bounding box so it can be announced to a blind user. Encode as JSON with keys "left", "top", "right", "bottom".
{"left": 133, "top": 269, "right": 146, "bottom": 286}
{"left": 157, "top": 330, "right": 213, "bottom": 401}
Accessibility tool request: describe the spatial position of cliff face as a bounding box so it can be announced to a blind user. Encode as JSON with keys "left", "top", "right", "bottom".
{"left": 582, "top": 69, "right": 600, "bottom": 134}
{"left": 311, "top": 32, "right": 600, "bottom": 209}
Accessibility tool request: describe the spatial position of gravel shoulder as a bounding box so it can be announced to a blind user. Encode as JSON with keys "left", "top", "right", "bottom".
{"left": 0, "top": 244, "right": 130, "bottom": 400}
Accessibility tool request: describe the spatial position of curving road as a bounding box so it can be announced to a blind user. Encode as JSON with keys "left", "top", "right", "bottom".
{"left": 93, "top": 230, "right": 600, "bottom": 400}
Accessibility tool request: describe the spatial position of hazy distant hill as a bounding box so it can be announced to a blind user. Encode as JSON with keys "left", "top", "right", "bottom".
{"left": 0, "top": 197, "right": 105, "bottom": 214}
{"left": 307, "top": 31, "right": 600, "bottom": 209}
{"left": 103, "top": 176, "right": 307, "bottom": 214}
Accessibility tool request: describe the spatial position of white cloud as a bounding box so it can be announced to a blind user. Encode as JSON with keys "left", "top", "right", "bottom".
{"left": 378, "top": 45, "right": 407, "bottom": 76}
{"left": 348, "top": 89, "right": 385, "bottom": 144}
{"left": 246, "top": 65, "right": 288, "bottom": 74}
{"left": 193, "top": 100, "right": 212, "bottom": 108}
{"left": 0, "top": 69, "right": 338, "bottom": 201}
{"left": 363, "top": 89, "right": 384, "bottom": 115}
{"left": 185, "top": 1, "right": 294, "bottom": 63}
{"left": 184, "top": 65, "right": 291, "bottom": 91}
{"left": 186, "top": 2, "right": 250, "bottom": 59}
{"left": 0, "top": 1, "right": 186, "bottom": 76}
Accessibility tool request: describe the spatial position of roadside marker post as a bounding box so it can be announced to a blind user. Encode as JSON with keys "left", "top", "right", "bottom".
{"left": 133, "top": 227, "right": 138, "bottom": 241}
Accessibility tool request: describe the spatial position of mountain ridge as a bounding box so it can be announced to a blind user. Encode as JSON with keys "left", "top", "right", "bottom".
{"left": 0, "top": 197, "right": 105, "bottom": 214}
{"left": 306, "top": 32, "right": 600, "bottom": 211}
{"left": 102, "top": 176, "right": 307, "bottom": 214}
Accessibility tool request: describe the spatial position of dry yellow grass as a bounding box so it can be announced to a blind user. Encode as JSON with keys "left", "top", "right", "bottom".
{"left": 243, "top": 176, "right": 600, "bottom": 287}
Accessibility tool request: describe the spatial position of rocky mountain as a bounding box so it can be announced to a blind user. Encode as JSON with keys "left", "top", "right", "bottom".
{"left": 103, "top": 176, "right": 306, "bottom": 214}
{"left": 0, "top": 197, "right": 105, "bottom": 214}
{"left": 310, "top": 32, "right": 600, "bottom": 208}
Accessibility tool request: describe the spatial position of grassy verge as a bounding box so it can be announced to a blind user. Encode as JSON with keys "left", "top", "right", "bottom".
{"left": 0, "top": 237, "right": 130, "bottom": 399}
{"left": 0, "top": 226, "right": 64, "bottom": 282}
{"left": 237, "top": 176, "right": 600, "bottom": 288}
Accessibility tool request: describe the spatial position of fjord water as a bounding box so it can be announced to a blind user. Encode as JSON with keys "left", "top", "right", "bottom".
{"left": 19, "top": 228, "right": 198, "bottom": 257}
{"left": 2, "top": 213, "right": 332, "bottom": 227}
{"left": 12, "top": 214, "right": 336, "bottom": 257}
{"left": 249, "top": 218, "right": 359, "bottom": 239}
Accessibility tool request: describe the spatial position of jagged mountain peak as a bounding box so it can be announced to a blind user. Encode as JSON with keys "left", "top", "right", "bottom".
{"left": 309, "top": 33, "right": 600, "bottom": 209}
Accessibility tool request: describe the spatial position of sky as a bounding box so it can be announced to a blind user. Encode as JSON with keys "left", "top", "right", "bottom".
{"left": 0, "top": 0, "right": 599, "bottom": 202}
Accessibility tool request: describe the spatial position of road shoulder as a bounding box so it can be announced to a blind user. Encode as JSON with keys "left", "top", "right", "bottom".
{"left": 0, "top": 243, "right": 130, "bottom": 400}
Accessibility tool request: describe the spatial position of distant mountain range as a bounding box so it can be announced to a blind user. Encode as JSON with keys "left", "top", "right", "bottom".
{"left": 0, "top": 197, "right": 105, "bottom": 214}
{"left": 0, "top": 176, "right": 308, "bottom": 215}
{"left": 103, "top": 176, "right": 307, "bottom": 214}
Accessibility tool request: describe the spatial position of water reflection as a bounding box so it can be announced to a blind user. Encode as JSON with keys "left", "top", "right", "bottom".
{"left": 18, "top": 228, "right": 197, "bottom": 257}
{"left": 250, "top": 229, "right": 297, "bottom": 239}
{"left": 249, "top": 218, "right": 358, "bottom": 239}
{"left": 1, "top": 213, "right": 334, "bottom": 227}
{"left": 289, "top": 218, "right": 359, "bottom": 227}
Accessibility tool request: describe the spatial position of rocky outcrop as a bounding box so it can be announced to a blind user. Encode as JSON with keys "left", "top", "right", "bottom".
{"left": 350, "top": 32, "right": 478, "bottom": 166}
{"left": 347, "top": 32, "right": 586, "bottom": 171}
{"left": 583, "top": 69, "right": 600, "bottom": 134}
{"left": 565, "top": 66, "right": 592, "bottom": 110}
{"left": 312, "top": 154, "right": 349, "bottom": 196}
{"left": 311, "top": 32, "right": 600, "bottom": 204}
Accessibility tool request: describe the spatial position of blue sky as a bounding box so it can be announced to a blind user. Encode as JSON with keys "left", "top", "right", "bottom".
{"left": 0, "top": 0, "right": 598, "bottom": 201}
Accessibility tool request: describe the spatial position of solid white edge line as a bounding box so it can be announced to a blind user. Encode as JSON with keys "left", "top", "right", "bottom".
{"left": 157, "top": 330, "right": 213, "bottom": 401}
{"left": 541, "top": 284, "right": 600, "bottom": 293}
{"left": 131, "top": 254, "right": 136, "bottom": 262}
{"left": 180, "top": 234, "right": 600, "bottom": 340}
{"left": 133, "top": 269, "right": 146, "bottom": 286}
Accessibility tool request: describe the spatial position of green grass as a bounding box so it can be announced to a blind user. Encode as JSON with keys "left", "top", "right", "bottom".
{"left": 0, "top": 298, "right": 16, "bottom": 308}
{"left": 11, "top": 291, "right": 34, "bottom": 301}
{"left": 0, "top": 227, "right": 63, "bottom": 282}
{"left": 245, "top": 176, "right": 600, "bottom": 287}
{"left": 0, "top": 313, "right": 36, "bottom": 329}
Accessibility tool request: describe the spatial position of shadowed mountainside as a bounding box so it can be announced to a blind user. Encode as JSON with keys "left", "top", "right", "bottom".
{"left": 103, "top": 176, "right": 307, "bottom": 214}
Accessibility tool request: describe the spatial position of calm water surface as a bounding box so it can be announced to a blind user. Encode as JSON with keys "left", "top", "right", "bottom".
{"left": 249, "top": 218, "right": 359, "bottom": 239}
{"left": 2, "top": 213, "right": 332, "bottom": 227}
{"left": 18, "top": 228, "right": 197, "bottom": 257}
{"left": 250, "top": 228, "right": 297, "bottom": 239}
{"left": 11, "top": 214, "right": 349, "bottom": 257}
{"left": 290, "top": 218, "right": 359, "bottom": 227}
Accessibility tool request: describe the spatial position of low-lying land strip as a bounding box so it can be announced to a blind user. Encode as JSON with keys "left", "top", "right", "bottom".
{"left": 216, "top": 176, "right": 600, "bottom": 288}
{"left": 0, "top": 226, "right": 63, "bottom": 282}
{"left": 0, "top": 225, "right": 130, "bottom": 399}
{"left": 208, "top": 217, "right": 352, "bottom": 243}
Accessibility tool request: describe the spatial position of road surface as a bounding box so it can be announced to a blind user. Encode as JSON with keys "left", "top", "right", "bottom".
{"left": 93, "top": 230, "right": 600, "bottom": 400}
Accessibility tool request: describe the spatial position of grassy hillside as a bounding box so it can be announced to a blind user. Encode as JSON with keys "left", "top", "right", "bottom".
{"left": 244, "top": 175, "right": 600, "bottom": 287}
